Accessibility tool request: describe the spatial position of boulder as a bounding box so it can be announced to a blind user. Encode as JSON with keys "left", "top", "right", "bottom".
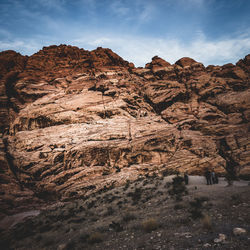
{"left": 233, "top": 227, "right": 247, "bottom": 236}
{"left": 175, "top": 57, "right": 197, "bottom": 67}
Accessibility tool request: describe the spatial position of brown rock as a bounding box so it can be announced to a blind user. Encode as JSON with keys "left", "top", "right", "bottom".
{"left": 145, "top": 56, "right": 171, "bottom": 69}
{"left": 0, "top": 45, "right": 249, "bottom": 215}
{"left": 175, "top": 57, "right": 197, "bottom": 67}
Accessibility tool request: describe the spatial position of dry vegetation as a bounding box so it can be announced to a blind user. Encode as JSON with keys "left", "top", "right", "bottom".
{"left": 0, "top": 175, "right": 250, "bottom": 249}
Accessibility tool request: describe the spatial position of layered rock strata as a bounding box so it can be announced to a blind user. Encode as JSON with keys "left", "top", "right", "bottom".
{"left": 0, "top": 45, "right": 249, "bottom": 217}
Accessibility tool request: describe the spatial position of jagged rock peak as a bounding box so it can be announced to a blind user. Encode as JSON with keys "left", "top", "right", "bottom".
{"left": 32, "top": 44, "right": 132, "bottom": 68}
{"left": 0, "top": 50, "right": 23, "bottom": 56}
{"left": 238, "top": 54, "right": 250, "bottom": 64}
{"left": 175, "top": 57, "right": 198, "bottom": 67}
{"left": 90, "top": 46, "right": 133, "bottom": 68}
{"left": 236, "top": 54, "right": 250, "bottom": 73}
{"left": 15, "top": 45, "right": 134, "bottom": 82}
{"left": 35, "top": 44, "right": 88, "bottom": 57}
{"left": 0, "top": 50, "right": 27, "bottom": 79}
{"left": 145, "top": 56, "right": 171, "bottom": 69}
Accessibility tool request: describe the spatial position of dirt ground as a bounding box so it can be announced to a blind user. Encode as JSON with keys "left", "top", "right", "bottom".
{"left": 0, "top": 175, "right": 250, "bottom": 250}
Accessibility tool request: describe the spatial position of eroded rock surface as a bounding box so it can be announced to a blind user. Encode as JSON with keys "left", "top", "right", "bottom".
{"left": 0, "top": 45, "right": 249, "bottom": 217}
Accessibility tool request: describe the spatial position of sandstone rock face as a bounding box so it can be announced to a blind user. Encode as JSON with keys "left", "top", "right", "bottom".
{"left": 0, "top": 45, "right": 249, "bottom": 217}
{"left": 175, "top": 57, "right": 197, "bottom": 67}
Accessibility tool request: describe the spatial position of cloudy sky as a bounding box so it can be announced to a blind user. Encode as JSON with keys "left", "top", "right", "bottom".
{"left": 0, "top": 0, "right": 250, "bottom": 66}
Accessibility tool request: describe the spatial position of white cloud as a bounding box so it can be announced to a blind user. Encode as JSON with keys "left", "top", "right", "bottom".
{"left": 0, "top": 39, "right": 42, "bottom": 54}
{"left": 110, "top": 1, "right": 130, "bottom": 17}
{"left": 138, "top": 3, "right": 154, "bottom": 22}
{"left": 109, "top": 0, "right": 155, "bottom": 24}
{"left": 38, "top": 0, "right": 66, "bottom": 11}
{"left": 1, "top": 32, "right": 250, "bottom": 67}
{"left": 72, "top": 32, "right": 250, "bottom": 66}
{"left": 86, "top": 37, "right": 112, "bottom": 46}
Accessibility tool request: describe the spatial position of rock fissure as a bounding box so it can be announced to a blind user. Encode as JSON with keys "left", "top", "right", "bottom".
{"left": 2, "top": 137, "right": 24, "bottom": 190}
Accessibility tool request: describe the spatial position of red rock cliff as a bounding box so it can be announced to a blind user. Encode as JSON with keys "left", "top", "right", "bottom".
{"left": 0, "top": 45, "right": 249, "bottom": 217}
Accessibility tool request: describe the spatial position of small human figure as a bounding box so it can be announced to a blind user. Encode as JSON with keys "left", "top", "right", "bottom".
{"left": 205, "top": 169, "right": 212, "bottom": 185}
{"left": 214, "top": 173, "right": 219, "bottom": 184}
{"left": 184, "top": 172, "right": 189, "bottom": 185}
{"left": 211, "top": 169, "right": 216, "bottom": 184}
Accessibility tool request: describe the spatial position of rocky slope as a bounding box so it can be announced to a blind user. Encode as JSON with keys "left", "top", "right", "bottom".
{"left": 0, "top": 45, "right": 249, "bottom": 217}
{"left": 1, "top": 176, "right": 250, "bottom": 250}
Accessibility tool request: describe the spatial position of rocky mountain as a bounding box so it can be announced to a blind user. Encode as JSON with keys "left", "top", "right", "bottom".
{"left": 0, "top": 45, "right": 249, "bottom": 217}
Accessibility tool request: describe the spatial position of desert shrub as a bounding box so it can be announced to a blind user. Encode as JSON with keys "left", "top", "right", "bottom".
{"left": 141, "top": 218, "right": 159, "bottom": 233}
{"left": 174, "top": 203, "right": 184, "bottom": 210}
{"left": 198, "top": 196, "right": 210, "bottom": 202}
{"left": 78, "top": 205, "right": 85, "bottom": 212}
{"left": 169, "top": 175, "right": 187, "bottom": 201}
{"left": 107, "top": 195, "right": 117, "bottom": 203}
{"left": 35, "top": 234, "right": 42, "bottom": 241}
{"left": 117, "top": 200, "right": 123, "bottom": 206}
{"left": 127, "top": 188, "right": 142, "bottom": 204}
{"left": 122, "top": 212, "right": 136, "bottom": 222}
{"left": 175, "top": 194, "right": 183, "bottom": 201}
{"left": 190, "top": 198, "right": 203, "bottom": 209}
{"left": 189, "top": 198, "right": 204, "bottom": 219}
{"left": 190, "top": 208, "right": 203, "bottom": 219}
{"left": 43, "top": 238, "right": 54, "bottom": 247}
{"left": 96, "top": 226, "right": 108, "bottom": 233}
{"left": 87, "top": 232, "right": 103, "bottom": 244}
{"left": 164, "top": 182, "right": 172, "bottom": 188}
{"left": 231, "top": 194, "right": 242, "bottom": 205}
{"left": 142, "top": 194, "right": 152, "bottom": 203}
{"left": 87, "top": 200, "right": 95, "bottom": 209}
{"left": 157, "top": 190, "right": 163, "bottom": 196}
{"left": 91, "top": 216, "right": 98, "bottom": 222}
{"left": 66, "top": 240, "right": 76, "bottom": 249}
{"left": 124, "top": 180, "right": 130, "bottom": 190}
{"left": 105, "top": 206, "right": 114, "bottom": 216}
{"left": 79, "top": 232, "right": 89, "bottom": 242}
{"left": 109, "top": 221, "right": 123, "bottom": 232}
{"left": 201, "top": 214, "right": 212, "bottom": 231}
{"left": 178, "top": 217, "right": 191, "bottom": 225}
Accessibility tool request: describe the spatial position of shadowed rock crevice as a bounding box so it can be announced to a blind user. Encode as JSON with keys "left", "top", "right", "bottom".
{"left": 2, "top": 138, "right": 23, "bottom": 189}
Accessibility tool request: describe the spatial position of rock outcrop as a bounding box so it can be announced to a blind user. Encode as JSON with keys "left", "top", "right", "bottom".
{"left": 0, "top": 45, "right": 249, "bottom": 217}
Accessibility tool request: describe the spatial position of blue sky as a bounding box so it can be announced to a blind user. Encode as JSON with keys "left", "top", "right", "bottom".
{"left": 0, "top": 0, "right": 250, "bottom": 66}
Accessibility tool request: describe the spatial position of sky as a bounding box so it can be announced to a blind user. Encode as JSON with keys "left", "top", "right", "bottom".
{"left": 0, "top": 0, "right": 250, "bottom": 67}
